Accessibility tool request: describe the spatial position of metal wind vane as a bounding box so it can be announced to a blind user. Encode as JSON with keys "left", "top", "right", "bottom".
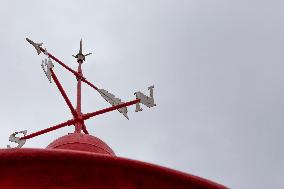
{"left": 7, "top": 38, "right": 156, "bottom": 148}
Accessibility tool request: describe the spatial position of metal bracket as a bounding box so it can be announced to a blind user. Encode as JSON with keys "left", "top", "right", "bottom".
{"left": 134, "top": 85, "right": 156, "bottom": 112}
{"left": 7, "top": 130, "right": 27, "bottom": 148}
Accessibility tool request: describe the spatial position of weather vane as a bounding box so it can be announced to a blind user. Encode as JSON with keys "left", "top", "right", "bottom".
{"left": 7, "top": 38, "right": 156, "bottom": 148}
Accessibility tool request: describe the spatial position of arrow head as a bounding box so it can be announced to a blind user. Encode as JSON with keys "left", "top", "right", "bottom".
{"left": 26, "top": 38, "right": 43, "bottom": 55}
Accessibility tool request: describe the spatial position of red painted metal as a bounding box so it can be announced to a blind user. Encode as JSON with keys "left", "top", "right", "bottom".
{"left": 76, "top": 62, "right": 83, "bottom": 114}
{"left": 12, "top": 40, "right": 229, "bottom": 189}
{"left": 74, "top": 60, "right": 85, "bottom": 133}
{"left": 46, "top": 133, "right": 115, "bottom": 155}
{"left": 81, "top": 122, "right": 89, "bottom": 134}
{"left": 40, "top": 47, "right": 100, "bottom": 91}
{"left": 37, "top": 46, "right": 134, "bottom": 135}
{"left": 40, "top": 47, "right": 80, "bottom": 77}
{"left": 50, "top": 68, "right": 78, "bottom": 118}
{"left": 21, "top": 119, "right": 76, "bottom": 140}
{"left": 0, "top": 148, "right": 228, "bottom": 189}
{"left": 83, "top": 99, "right": 140, "bottom": 120}
{"left": 19, "top": 99, "right": 140, "bottom": 140}
{"left": 81, "top": 78, "right": 99, "bottom": 90}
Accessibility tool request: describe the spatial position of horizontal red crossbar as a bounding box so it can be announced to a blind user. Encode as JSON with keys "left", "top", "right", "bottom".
{"left": 21, "top": 119, "right": 76, "bottom": 140}
{"left": 20, "top": 99, "right": 140, "bottom": 140}
{"left": 83, "top": 99, "right": 140, "bottom": 120}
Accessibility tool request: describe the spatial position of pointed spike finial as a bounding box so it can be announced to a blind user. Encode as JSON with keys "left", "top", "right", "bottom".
{"left": 79, "top": 39, "right": 83, "bottom": 54}
{"left": 73, "top": 39, "right": 92, "bottom": 63}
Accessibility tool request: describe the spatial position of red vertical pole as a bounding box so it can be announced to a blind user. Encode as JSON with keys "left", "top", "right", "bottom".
{"left": 74, "top": 60, "right": 84, "bottom": 133}
{"left": 77, "top": 62, "right": 82, "bottom": 114}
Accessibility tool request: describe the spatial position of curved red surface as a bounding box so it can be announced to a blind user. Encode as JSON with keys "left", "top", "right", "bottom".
{"left": 46, "top": 133, "right": 115, "bottom": 156}
{"left": 0, "top": 148, "right": 227, "bottom": 189}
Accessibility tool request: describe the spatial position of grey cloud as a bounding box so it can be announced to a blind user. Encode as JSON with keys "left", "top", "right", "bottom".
{"left": 1, "top": 1, "right": 283, "bottom": 188}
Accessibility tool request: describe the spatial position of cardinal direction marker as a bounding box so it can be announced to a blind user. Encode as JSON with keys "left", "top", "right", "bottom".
{"left": 134, "top": 85, "right": 156, "bottom": 112}
{"left": 7, "top": 130, "right": 27, "bottom": 148}
{"left": 99, "top": 89, "right": 129, "bottom": 119}
{"left": 26, "top": 38, "right": 43, "bottom": 55}
{"left": 72, "top": 39, "right": 92, "bottom": 62}
{"left": 41, "top": 58, "right": 54, "bottom": 83}
{"left": 17, "top": 38, "right": 156, "bottom": 145}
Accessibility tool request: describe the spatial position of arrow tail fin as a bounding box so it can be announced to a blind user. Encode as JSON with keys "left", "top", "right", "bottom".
{"left": 99, "top": 89, "right": 129, "bottom": 119}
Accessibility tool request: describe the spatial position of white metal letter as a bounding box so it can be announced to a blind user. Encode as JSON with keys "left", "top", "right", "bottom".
{"left": 7, "top": 130, "right": 27, "bottom": 148}
{"left": 134, "top": 85, "right": 156, "bottom": 112}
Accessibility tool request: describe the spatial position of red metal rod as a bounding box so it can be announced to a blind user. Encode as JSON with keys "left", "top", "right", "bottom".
{"left": 83, "top": 99, "right": 140, "bottom": 120}
{"left": 39, "top": 47, "right": 101, "bottom": 93}
{"left": 81, "top": 78, "right": 99, "bottom": 90}
{"left": 21, "top": 119, "right": 76, "bottom": 140}
{"left": 74, "top": 61, "right": 88, "bottom": 133}
{"left": 40, "top": 47, "right": 100, "bottom": 91}
{"left": 39, "top": 47, "right": 79, "bottom": 77}
{"left": 82, "top": 123, "right": 89, "bottom": 134}
{"left": 50, "top": 69, "right": 78, "bottom": 118}
{"left": 76, "top": 62, "right": 82, "bottom": 114}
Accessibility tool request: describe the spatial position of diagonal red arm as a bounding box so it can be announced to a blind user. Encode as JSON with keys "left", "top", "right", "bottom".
{"left": 39, "top": 48, "right": 100, "bottom": 91}
{"left": 39, "top": 47, "right": 79, "bottom": 77}
{"left": 50, "top": 69, "right": 78, "bottom": 118}
{"left": 39, "top": 47, "right": 134, "bottom": 119}
{"left": 81, "top": 78, "right": 99, "bottom": 90}
{"left": 20, "top": 119, "right": 76, "bottom": 140}
{"left": 82, "top": 122, "right": 89, "bottom": 134}
{"left": 83, "top": 99, "right": 140, "bottom": 120}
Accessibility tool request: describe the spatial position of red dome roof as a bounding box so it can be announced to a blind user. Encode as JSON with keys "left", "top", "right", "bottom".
{"left": 46, "top": 133, "right": 115, "bottom": 156}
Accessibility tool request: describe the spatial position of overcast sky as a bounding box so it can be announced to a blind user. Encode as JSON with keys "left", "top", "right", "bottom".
{"left": 1, "top": 0, "right": 284, "bottom": 188}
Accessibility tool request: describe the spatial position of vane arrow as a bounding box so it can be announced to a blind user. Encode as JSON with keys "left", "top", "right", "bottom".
{"left": 26, "top": 38, "right": 43, "bottom": 55}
